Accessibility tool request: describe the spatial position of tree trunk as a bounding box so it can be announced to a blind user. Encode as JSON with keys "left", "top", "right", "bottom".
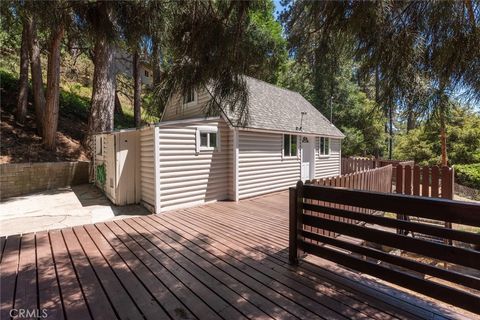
{"left": 152, "top": 36, "right": 161, "bottom": 87}
{"left": 389, "top": 103, "right": 393, "bottom": 160}
{"left": 16, "top": 18, "right": 29, "bottom": 124}
{"left": 43, "top": 24, "right": 65, "bottom": 150}
{"left": 406, "top": 105, "right": 416, "bottom": 132}
{"left": 114, "top": 90, "right": 124, "bottom": 116}
{"left": 440, "top": 102, "right": 448, "bottom": 166}
{"left": 133, "top": 49, "right": 142, "bottom": 127}
{"left": 85, "top": 28, "right": 116, "bottom": 154}
{"left": 26, "top": 16, "right": 46, "bottom": 135}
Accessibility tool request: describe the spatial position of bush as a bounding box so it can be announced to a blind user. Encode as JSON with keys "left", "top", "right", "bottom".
{"left": 455, "top": 163, "right": 480, "bottom": 190}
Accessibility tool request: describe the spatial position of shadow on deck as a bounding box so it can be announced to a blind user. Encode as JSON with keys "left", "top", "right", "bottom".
{"left": 0, "top": 191, "right": 475, "bottom": 319}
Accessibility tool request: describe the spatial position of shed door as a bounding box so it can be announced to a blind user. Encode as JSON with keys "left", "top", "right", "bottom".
{"left": 117, "top": 131, "right": 138, "bottom": 205}
{"left": 301, "top": 136, "right": 314, "bottom": 181}
{"left": 105, "top": 135, "right": 116, "bottom": 200}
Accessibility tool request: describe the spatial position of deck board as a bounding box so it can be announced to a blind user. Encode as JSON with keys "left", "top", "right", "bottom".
{"left": 72, "top": 226, "right": 143, "bottom": 320}
{"left": 49, "top": 230, "right": 91, "bottom": 320}
{"left": 14, "top": 233, "right": 37, "bottom": 318}
{"left": 36, "top": 232, "right": 64, "bottom": 320}
{"left": 0, "top": 235, "right": 21, "bottom": 320}
{"left": 62, "top": 228, "right": 117, "bottom": 319}
{"left": 0, "top": 191, "right": 474, "bottom": 320}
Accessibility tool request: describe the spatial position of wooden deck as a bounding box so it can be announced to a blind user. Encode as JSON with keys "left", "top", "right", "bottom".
{"left": 0, "top": 191, "right": 474, "bottom": 320}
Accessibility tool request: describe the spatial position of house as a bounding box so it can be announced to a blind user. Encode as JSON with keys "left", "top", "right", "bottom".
{"left": 113, "top": 47, "right": 153, "bottom": 86}
{"left": 93, "top": 77, "right": 344, "bottom": 213}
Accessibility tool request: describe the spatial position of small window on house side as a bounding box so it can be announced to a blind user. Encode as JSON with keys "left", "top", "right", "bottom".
{"left": 200, "top": 132, "right": 208, "bottom": 147}
{"left": 144, "top": 70, "right": 149, "bottom": 77}
{"left": 183, "top": 88, "right": 196, "bottom": 105}
{"left": 319, "top": 137, "right": 330, "bottom": 156}
{"left": 196, "top": 127, "right": 219, "bottom": 152}
{"left": 283, "top": 134, "right": 298, "bottom": 157}
{"left": 96, "top": 136, "right": 103, "bottom": 156}
{"left": 209, "top": 132, "right": 217, "bottom": 148}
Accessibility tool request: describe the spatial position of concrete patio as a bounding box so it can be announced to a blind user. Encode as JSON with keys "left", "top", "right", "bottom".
{"left": 0, "top": 184, "right": 149, "bottom": 236}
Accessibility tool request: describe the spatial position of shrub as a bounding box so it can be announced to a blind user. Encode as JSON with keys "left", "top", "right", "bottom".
{"left": 455, "top": 163, "right": 480, "bottom": 190}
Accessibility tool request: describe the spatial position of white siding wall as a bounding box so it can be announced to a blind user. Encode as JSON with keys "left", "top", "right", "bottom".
{"left": 237, "top": 131, "right": 301, "bottom": 199}
{"left": 140, "top": 127, "right": 156, "bottom": 207}
{"left": 158, "top": 118, "right": 232, "bottom": 211}
{"left": 315, "top": 137, "right": 341, "bottom": 178}
{"left": 162, "top": 89, "right": 212, "bottom": 121}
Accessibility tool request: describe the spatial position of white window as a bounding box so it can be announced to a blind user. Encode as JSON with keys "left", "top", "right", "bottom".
{"left": 283, "top": 134, "right": 298, "bottom": 157}
{"left": 319, "top": 137, "right": 330, "bottom": 156}
{"left": 196, "top": 126, "right": 220, "bottom": 153}
{"left": 96, "top": 136, "right": 103, "bottom": 156}
{"left": 183, "top": 88, "right": 196, "bottom": 107}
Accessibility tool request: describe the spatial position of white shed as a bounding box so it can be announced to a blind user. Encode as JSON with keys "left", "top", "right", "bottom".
{"left": 93, "top": 76, "right": 344, "bottom": 213}
{"left": 94, "top": 129, "right": 141, "bottom": 205}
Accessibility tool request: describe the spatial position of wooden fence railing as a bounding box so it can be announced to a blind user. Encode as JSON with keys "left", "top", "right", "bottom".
{"left": 305, "top": 165, "right": 393, "bottom": 238}
{"left": 341, "top": 157, "right": 376, "bottom": 174}
{"left": 308, "top": 165, "right": 393, "bottom": 193}
{"left": 396, "top": 164, "right": 454, "bottom": 199}
{"left": 341, "top": 157, "right": 414, "bottom": 175}
{"left": 395, "top": 164, "right": 455, "bottom": 240}
{"left": 289, "top": 182, "right": 480, "bottom": 314}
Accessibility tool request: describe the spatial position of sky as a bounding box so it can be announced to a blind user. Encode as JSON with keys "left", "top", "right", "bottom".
{"left": 273, "top": 0, "right": 286, "bottom": 19}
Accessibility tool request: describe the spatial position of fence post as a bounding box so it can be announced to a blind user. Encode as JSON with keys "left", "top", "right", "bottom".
{"left": 289, "top": 181, "right": 304, "bottom": 265}
{"left": 289, "top": 186, "right": 298, "bottom": 264}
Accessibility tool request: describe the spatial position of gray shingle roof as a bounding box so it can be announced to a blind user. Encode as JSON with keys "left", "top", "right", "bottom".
{"left": 215, "top": 77, "right": 344, "bottom": 138}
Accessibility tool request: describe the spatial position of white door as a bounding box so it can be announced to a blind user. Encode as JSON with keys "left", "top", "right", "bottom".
{"left": 117, "top": 131, "right": 137, "bottom": 205}
{"left": 301, "top": 136, "right": 314, "bottom": 181}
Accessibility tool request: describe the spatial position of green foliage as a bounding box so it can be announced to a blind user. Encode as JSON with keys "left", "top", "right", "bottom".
{"left": 0, "top": 69, "right": 18, "bottom": 101}
{"left": 334, "top": 89, "right": 386, "bottom": 157}
{"left": 281, "top": 1, "right": 480, "bottom": 162}
{"left": 96, "top": 163, "right": 106, "bottom": 188}
{"left": 247, "top": 0, "right": 287, "bottom": 83}
{"left": 278, "top": 58, "right": 386, "bottom": 157}
{"left": 277, "top": 60, "right": 314, "bottom": 103}
{"left": 393, "top": 128, "right": 438, "bottom": 165}
{"left": 153, "top": 0, "right": 287, "bottom": 124}
{"left": 59, "top": 85, "right": 90, "bottom": 121}
{"left": 455, "top": 164, "right": 480, "bottom": 190}
{"left": 394, "top": 106, "right": 480, "bottom": 165}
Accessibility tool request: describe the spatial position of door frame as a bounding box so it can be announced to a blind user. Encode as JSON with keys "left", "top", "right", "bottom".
{"left": 301, "top": 135, "right": 315, "bottom": 181}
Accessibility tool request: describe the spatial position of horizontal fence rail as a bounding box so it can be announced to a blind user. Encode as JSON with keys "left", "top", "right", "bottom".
{"left": 396, "top": 165, "right": 455, "bottom": 238}
{"left": 306, "top": 165, "right": 392, "bottom": 237}
{"left": 289, "top": 181, "right": 480, "bottom": 314}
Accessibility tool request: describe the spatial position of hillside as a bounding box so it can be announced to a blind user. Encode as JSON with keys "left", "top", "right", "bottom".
{"left": 0, "top": 52, "right": 138, "bottom": 164}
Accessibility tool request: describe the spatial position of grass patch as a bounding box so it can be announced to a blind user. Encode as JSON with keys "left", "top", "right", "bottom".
{"left": 1, "top": 68, "right": 156, "bottom": 130}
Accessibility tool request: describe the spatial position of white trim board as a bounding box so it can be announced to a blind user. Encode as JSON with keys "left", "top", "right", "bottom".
{"left": 153, "top": 126, "right": 161, "bottom": 214}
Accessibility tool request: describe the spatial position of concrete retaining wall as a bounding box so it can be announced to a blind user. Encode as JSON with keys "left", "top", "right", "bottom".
{"left": 0, "top": 161, "right": 90, "bottom": 200}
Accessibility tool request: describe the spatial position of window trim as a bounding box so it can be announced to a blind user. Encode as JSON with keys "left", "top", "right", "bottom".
{"left": 319, "top": 137, "right": 331, "bottom": 157}
{"left": 183, "top": 88, "right": 197, "bottom": 109}
{"left": 196, "top": 126, "right": 220, "bottom": 153}
{"left": 282, "top": 134, "right": 298, "bottom": 159}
